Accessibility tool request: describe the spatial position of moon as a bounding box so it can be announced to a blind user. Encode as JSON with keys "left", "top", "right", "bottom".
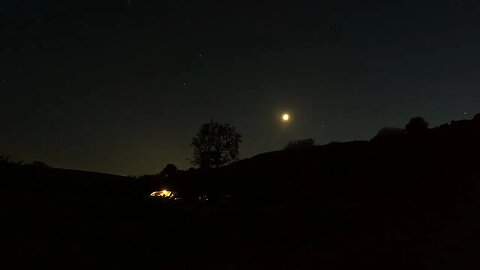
{"left": 282, "top": 113, "right": 290, "bottom": 122}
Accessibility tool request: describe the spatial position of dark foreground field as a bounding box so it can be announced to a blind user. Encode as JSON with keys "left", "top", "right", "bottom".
{"left": 2, "top": 117, "right": 480, "bottom": 269}
{"left": 3, "top": 174, "right": 480, "bottom": 270}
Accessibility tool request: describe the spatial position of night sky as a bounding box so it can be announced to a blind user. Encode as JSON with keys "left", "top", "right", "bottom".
{"left": 1, "top": 0, "right": 479, "bottom": 175}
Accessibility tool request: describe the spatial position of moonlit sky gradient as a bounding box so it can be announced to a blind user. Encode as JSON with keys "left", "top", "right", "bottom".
{"left": 1, "top": 0, "right": 479, "bottom": 175}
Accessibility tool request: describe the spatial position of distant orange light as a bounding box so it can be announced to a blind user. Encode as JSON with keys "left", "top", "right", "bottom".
{"left": 150, "top": 190, "right": 173, "bottom": 198}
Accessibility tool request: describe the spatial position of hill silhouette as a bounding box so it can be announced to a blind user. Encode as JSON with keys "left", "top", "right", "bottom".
{"left": 169, "top": 115, "right": 479, "bottom": 205}
{"left": 2, "top": 114, "right": 480, "bottom": 269}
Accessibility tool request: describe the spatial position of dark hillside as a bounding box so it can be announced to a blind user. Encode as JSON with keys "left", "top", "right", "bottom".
{"left": 2, "top": 115, "right": 480, "bottom": 269}
{"left": 1, "top": 166, "right": 141, "bottom": 202}
{"left": 158, "top": 116, "right": 480, "bottom": 268}
{"left": 172, "top": 116, "right": 480, "bottom": 206}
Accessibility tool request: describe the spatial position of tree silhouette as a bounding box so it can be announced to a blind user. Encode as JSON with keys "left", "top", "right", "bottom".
{"left": 191, "top": 121, "right": 242, "bottom": 169}
{"left": 285, "top": 138, "right": 315, "bottom": 150}
{"left": 405, "top": 117, "right": 429, "bottom": 134}
{"left": 160, "top": 164, "right": 178, "bottom": 179}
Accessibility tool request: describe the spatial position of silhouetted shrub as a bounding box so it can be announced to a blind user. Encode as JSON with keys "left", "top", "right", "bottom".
{"left": 371, "top": 127, "right": 407, "bottom": 142}
{"left": 405, "top": 117, "right": 429, "bottom": 134}
{"left": 0, "top": 155, "right": 23, "bottom": 167}
{"left": 285, "top": 138, "right": 315, "bottom": 150}
{"left": 474, "top": 113, "right": 480, "bottom": 121}
{"left": 30, "top": 161, "right": 50, "bottom": 168}
{"left": 0, "top": 155, "right": 11, "bottom": 163}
